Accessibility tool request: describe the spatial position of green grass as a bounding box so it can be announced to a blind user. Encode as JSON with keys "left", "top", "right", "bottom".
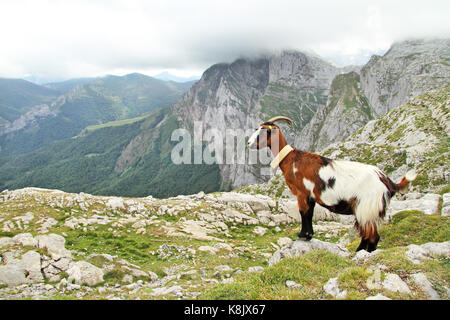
{"left": 83, "top": 113, "right": 151, "bottom": 133}
{"left": 439, "top": 184, "right": 450, "bottom": 195}
{"left": 347, "top": 210, "right": 450, "bottom": 251}
{"left": 377, "top": 210, "right": 450, "bottom": 249}
{"left": 200, "top": 250, "right": 352, "bottom": 299}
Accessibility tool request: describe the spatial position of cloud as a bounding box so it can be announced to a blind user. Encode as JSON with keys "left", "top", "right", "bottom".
{"left": 1, "top": 0, "right": 449, "bottom": 79}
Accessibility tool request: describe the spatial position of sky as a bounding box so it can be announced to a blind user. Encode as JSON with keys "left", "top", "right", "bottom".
{"left": 0, "top": 0, "right": 449, "bottom": 82}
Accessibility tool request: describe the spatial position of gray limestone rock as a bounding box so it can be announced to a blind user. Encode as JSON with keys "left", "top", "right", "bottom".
{"left": 67, "top": 261, "right": 104, "bottom": 286}
{"left": 269, "top": 239, "right": 350, "bottom": 266}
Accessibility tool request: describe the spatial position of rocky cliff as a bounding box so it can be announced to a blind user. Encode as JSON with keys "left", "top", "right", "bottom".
{"left": 296, "top": 38, "right": 450, "bottom": 152}
{"left": 360, "top": 38, "right": 450, "bottom": 117}
{"left": 295, "top": 71, "right": 374, "bottom": 151}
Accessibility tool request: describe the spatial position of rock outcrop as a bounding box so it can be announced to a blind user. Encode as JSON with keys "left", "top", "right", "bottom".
{"left": 360, "top": 38, "right": 450, "bottom": 117}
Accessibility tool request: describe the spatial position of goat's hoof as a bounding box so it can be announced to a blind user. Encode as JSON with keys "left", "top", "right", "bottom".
{"left": 297, "top": 233, "right": 312, "bottom": 241}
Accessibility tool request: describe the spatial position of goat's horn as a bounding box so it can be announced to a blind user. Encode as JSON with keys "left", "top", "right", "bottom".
{"left": 266, "top": 116, "right": 293, "bottom": 126}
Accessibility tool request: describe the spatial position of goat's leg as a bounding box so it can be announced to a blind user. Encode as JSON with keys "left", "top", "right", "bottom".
{"left": 367, "top": 231, "right": 380, "bottom": 252}
{"left": 356, "top": 222, "right": 379, "bottom": 252}
{"left": 298, "top": 199, "right": 315, "bottom": 241}
{"left": 356, "top": 238, "right": 369, "bottom": 251}
{"left": 298, "top": 210, "right": 309, "bottom": 240}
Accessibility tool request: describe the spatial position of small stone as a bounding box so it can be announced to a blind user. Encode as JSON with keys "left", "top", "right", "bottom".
{"left": 147, "top": 271, "right": 158, "bottom": 282}
{"left": 382, "top": 273, "right": 411, "bottom": 295}
{"left": 411, "top": 273, "right": 440, "bottom": 300}
{"left": 352, "top": 249, "right": 373, "bottom": 261}
{"left": 214, "top": 265, "right": 232, "bottom": 272}
{"left": 44, "top": 284, "right": 53, "bottom": 291}
{"left": 198, "top": 246, "right": 218, "bottom": 254}
{"left": 248, "top": 266, "right": 264, "bottom": 273}
{"left": 253, "top": 226, "right": 268, "bottom": 236}
{"left": 285, "top": 280, "right": 302, "bottom": 289}
{"left": 323, "top": 277, "right": 347, "bottom": 299}
{"left": 122, "top": 274, "right": 133, "bottom": 284}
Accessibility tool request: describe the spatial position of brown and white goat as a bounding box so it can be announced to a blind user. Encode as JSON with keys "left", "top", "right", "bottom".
{"left": 247, "top": 116, "right": 417, "bottom": 252}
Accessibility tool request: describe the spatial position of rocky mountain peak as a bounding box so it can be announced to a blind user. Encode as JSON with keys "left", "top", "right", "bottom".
{"left": 360, "top": 38, "right": 450, "bottom": 116}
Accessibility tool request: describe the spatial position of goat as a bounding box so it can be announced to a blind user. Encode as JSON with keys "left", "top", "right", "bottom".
{"left": 247, "top": 116, "right": 417, "bottom": 252}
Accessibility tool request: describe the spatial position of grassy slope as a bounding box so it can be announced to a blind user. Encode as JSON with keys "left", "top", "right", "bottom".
{"left": 0, "top": 78, "right": 59, "bottom": 122}
{"left": 201, "top": 211, "right": 449, "bottom": 300}
{"left": 0, "top": 187, "right": 448, "bottom": 300}
{"left": 260, "top": 81, "right": 328, "bottom": 132}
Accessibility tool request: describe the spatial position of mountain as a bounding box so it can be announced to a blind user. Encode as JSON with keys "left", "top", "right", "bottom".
{"left": 0, "top": 73, "right": 194, "bottom": 155}
{"left": 294, "top": 38, "right": 450, "bottom": 152}
{"left": 360, "top": 38, "right": 450, "bottom": 116}
{"left": 0, "top": 78, "right": 59, "bottom": 125}
{"left": 153, "top": 71, "right": 201, "bottom": 83}
{"left": 44, "top": 77, "right": 95, "bottom": 93}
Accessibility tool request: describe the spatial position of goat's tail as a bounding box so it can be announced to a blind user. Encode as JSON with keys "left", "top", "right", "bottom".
{"left": 396, "top": 169, "right": 417, "bottom": 191}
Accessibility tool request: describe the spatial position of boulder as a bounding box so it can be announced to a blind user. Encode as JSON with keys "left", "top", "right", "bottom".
{"left": 277, "top": 237, "right": 293, "bottom": 248}
{"left": 387, "top": 193, "right": 441, "bottom": 217}
{"left": 105, "top": 197, "right": 125, "bottom": 211}
{"left": 198, "top": 246, "right": 219, "bottom": 254}
{"left": 411, "top": 272, "right": 440, "bottom": 300}
{"left": 253, "top": 226, "right": 268, "bottom": 236}
{"left": 67, "top": 261, "right": 104, "bottom": 286}
{"left": 36, "top": 234, "right": 71, "bottom": 260}
{"left": 12, "top": 233, "right": 37, "bottom": 247}
{"left": 382, "top": 273, "right": 411, "bottom": 295}
{"left": 18, "top": 250, "right": 43, "bottom": 283}
{"left": 442, "top": 193, "right": 450, "bottom": 216}
{"left": 0, "top": 267, "right": 26, "bottom": 287}
{"left": 269, "top": 239, "right": 350, "bottom": 266}
{"left": 406, "top": 241, "right": 450, "bottom": 264}
{"left": 0, "top": 250, "right": 43, "bottom": 286}
{"left": 0, "top": 237, "right": 15, "bottom": 248}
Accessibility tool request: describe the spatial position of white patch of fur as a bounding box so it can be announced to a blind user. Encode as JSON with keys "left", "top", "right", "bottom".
{"left": 303, "top": 178, "right": 315, "bottom": 199}
{"left": 247, "top": 127, "right": 261, "bottom": 147}
{"left": 405, "top": 169, "right": 417, "bottom": 181}
{"left": 318, "top": 160, "right": 388, "bottom": 227}
{"left": 293, "top": 163, "right": 298, "bottom": 175}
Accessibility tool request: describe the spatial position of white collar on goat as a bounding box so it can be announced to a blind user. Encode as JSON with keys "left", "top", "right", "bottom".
{"left": 270, "top": 145, "right": 294, "bottom": 169}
